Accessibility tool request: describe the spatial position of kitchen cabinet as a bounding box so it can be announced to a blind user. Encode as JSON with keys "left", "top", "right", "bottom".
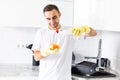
{"left": 0, "top": 0, "right": 73, "bottom": 27}
{"left": 74, "top": 0, "right": 120, "bottom": 31}
{"left": 73, "top": 0, "right": 103, "bottom": 29}
{"left": 74, "top": 0, "right": 90, "bottom": 26}
{"left": 99, "top": 0, "right": 120, "bottom": 31}
{"left": 0, "top": 0, "right": 39, "bottom": 27}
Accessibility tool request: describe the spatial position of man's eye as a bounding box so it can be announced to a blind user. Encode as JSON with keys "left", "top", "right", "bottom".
{"left": 53, "top": 16, "right": 57, "bottom": 19}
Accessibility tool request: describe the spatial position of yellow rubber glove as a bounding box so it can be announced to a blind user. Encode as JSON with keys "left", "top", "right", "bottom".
{"left": 71, "top": 25, "right": 91, "bottom": 37}
{"left": 41, "top": 44, "right": 60, "bottom": 57}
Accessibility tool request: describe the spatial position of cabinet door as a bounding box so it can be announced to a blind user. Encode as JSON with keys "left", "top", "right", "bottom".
{"left": 101, "top": 0, "right": 120, "bottom": 31}
{"left": 74, "top": 0, "right": 102, "bottom": 29}
{"left": 0, "top": 0, "right": 73, "bottom": 27}
{"left": 74, "top": 0, "right": 115, "bottom": 30}
{"left": 0, "top": 0, "right": 40, "bottom": 27}
{"left": 74, "top": 0, "right": 90, "bottom": 26}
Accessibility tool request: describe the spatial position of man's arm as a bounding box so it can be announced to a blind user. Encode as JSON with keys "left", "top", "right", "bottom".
{"left": 33, "top": 50, "right": 44, "bottom": 61}
{"left": 85, "top": 27, "right": 97, "bottom": 37}
{"left": 33, "top": 44, "right": 60, "bottom": 61}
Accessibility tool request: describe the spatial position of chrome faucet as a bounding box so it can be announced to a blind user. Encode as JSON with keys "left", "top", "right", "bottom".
{"left": 96, "top": 39, "right": 102, "bottom": 71}
{"left": 84, "top": 39, "right": 103, "bottom": 71}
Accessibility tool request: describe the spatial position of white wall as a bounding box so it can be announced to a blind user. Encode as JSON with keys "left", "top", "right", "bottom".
{"left": 101, "top": 31, "right": 120, "bottom": 73}
{"left": 73, "top": 31, "right": 102, "bottom": 63}
{"left": 0, "top": 27, "right": 37, "bottom": 64}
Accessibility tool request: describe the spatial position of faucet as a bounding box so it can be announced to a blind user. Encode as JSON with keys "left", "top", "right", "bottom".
{"left": 96, "top": 39, "right": 102, "bottom": 71}
{"left": 84, "top": 39, "right": 103, "bottom": 71}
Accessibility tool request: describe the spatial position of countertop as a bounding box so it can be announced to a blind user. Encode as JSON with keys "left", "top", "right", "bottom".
{"left": 0, "top": 64, "right": 39, "bottom": 77}
{"left": 0, "top": 64, "right": 120, "bottom": 80}
{"left": 72, "top": 70, "right": 120, "bottom": 80}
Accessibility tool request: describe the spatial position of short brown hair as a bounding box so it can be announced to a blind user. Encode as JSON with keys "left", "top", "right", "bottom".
{"left": 43, "top": 4, "right": 60, "bottom": 13}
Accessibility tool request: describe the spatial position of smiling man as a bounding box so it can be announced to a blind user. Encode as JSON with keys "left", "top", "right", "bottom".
{"left": 32, "top": 4, "right": 97, "bottom": 80}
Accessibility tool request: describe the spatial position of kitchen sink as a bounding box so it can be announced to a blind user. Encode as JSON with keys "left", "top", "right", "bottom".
{"left": 72, "top": 65, "right": 116, "bottom": 78}
{"left": 90, "top": 70, "right": 116, "bottom": 77}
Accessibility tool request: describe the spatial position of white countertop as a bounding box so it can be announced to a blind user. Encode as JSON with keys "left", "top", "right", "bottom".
{"left": 0, "top": 64, "right": 39, "bottom": 77}
{"left": 0, "top": 64, "right": 120, "bottom": 80}
{"left": 72, "top": 75, "right": 120, "bottom": 80}
{"left": 72, "top": 71, "right": 120, "bottom": 80}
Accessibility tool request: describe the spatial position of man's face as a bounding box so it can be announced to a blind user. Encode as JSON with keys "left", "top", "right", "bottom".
{"left": 44, "top": 9, "right": 61, "bottom": 29}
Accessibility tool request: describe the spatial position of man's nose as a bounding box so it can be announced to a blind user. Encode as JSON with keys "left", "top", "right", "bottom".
{"left": 50, "top": 19, "right": 55, "bottom": 24}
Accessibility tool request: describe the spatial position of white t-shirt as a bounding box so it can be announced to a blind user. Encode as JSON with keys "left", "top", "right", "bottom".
{"left": 32, "top": 26, "right": 83, "bottom": 80}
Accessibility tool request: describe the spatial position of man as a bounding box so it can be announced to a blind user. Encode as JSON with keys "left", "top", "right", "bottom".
{"left": 32, "top": 4, "right": 97, "bottom": 80}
